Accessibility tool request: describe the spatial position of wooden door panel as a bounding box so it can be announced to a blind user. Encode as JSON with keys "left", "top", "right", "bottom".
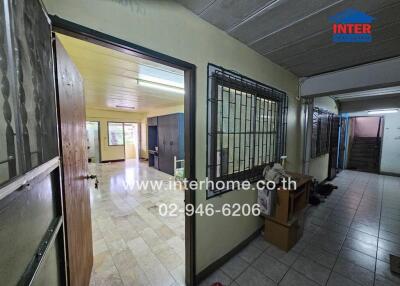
{"left": 55, "top": 37, "right": 93, "bottom": 286}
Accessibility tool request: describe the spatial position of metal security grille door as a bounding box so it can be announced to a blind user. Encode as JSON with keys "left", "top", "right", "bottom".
{"left": 207, "top": 64, "right": 288, "bottom": 197}
{"left": 311, "top": 108, "right": 334, "bottom": 159}
{"left": 0, "top": 0, "right": 65, "bottom": 285}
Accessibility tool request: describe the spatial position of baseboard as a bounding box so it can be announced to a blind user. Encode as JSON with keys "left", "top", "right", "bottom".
{"left": 100, "top": 159, "right": 125, "bottom": 163}
{"left": 380, "top": 171, "right": 400, "bottom": 177}
{"left": 195, "top": 226, "right": 263, "bottom": 284}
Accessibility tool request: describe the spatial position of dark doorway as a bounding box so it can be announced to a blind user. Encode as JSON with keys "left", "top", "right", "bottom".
{"left": 328, "top": 116, "right": 340, "bottom": 180}
{"left": 347, "top": 116, "right": 383, "bottom": 173}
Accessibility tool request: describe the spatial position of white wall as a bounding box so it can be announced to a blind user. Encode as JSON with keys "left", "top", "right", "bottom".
{"left": 43, "top": 0, "right": 301, "bottom": 273}
{"left": 309, "top": 97, "right": 338, "bottom": 182}
{"left": 380, "top": 113, "right": 400, "bottom": 175}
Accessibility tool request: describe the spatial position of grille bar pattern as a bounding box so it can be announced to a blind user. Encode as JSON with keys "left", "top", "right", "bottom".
{"left": 311, "top": 107, "right": 334, "bottom": 158}
{"left": 206, "top": 64, "right": 288, "bottom": 197}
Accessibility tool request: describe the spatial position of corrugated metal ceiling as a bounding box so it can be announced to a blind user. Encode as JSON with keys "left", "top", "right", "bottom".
{"left": 176, "top": 0, "right": 400, "bottom": 77}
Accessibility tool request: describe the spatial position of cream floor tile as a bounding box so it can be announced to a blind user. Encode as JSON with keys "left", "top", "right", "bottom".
{"left": 89, "top": 160, "right": 185, "bottom": 286}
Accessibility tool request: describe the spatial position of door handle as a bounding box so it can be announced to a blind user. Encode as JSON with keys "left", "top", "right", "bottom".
{"left": 85, "top": 174, "right": 99, "bottom": 189}
{"left": 85, "top": 174, "right": 97, "bottom": 180}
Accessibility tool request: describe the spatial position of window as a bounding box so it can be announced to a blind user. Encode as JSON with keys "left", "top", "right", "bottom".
{"left": 311, "top": 108, "right": 334, "bottom": 158}
{"left": 207, "top": 64, "right": 288, "bottom": 197}
{"left": 108, "top": 122, "right": 124, "bottom": 146}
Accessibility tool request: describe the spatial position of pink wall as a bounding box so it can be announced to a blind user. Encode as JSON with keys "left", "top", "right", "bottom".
{"left": 353, "top": 117, "right": 382, "bottom": 137}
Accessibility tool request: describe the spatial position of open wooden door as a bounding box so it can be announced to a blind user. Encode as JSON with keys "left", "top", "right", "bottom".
{"left": 54, "top": 36, "right": 93, "bottom": 286}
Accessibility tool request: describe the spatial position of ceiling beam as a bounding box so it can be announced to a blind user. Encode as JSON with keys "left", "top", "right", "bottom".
{"left": 300, "top": 56, "right": 400, "bottom": 97}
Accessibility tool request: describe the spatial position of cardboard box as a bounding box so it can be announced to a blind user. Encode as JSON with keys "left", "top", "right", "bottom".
{"left": 264, "top": 212, "right": 305, "bottom": 252}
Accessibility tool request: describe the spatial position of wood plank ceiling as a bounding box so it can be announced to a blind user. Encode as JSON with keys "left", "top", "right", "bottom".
{"left": 57, "top": 33, "right": 184, "bottom": 112}
{"left": 176, "top": 0, "right": 400, "bottom": 77}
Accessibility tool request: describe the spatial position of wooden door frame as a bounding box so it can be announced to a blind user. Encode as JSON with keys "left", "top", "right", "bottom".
{"left": 50, "top": 16, "right": 197, "bottom": 286}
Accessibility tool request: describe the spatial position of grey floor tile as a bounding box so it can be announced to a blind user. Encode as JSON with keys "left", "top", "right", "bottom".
{"left": 327, "top": 272, "right": 361, "bottom": 286}
{"left": 375, "top": 259, "right": 400, "bottom": 285}
{"left": 238, "top": 245, "right": 263, "bottom": 263}
{"left": 251, "top": 235, "right": 272, "bottom": 251}
{"left": 350, "top": 222, "right": 379, "bottom": 237}
{"left": 377, "top": 246, "right": 400, "bottom": 263}
{"left": 292, "top": 255, "right": 330, "bottom": 285}
{"left": 381, "top": 221, "right": 400, "bottom": 233}
{"left": 381, "top": 216, "right": 400, "bottom": 225}
{"left": 375, "top": 274, "right": 399, "bottom": 286}
{"left": 347, "top": 229, "right": 378, "bottom": 245}
{"left": 279, "top": 269, "right": 319, "bottom": 286}
{"left": 235, "top": 266, "right": 276, "bottom": 286}
{"left": 221, "top": 255, "right": 249, "bottom": 279}
{"left": 302, "top": 244, "right": 337, "bottom": 269}
{"left": 329, "top": 215, "right": 353, "bottom": 227}
{"left": 311, "top": 236, "right": 343, "bottom": 255}
{"left": 333, "top": 257, "right": 374, "bottom": 286}
{"left": 252, "top": 253, "right": 289, "bottom": 283}
{"left": 309, "top": 217, "right": 327, "bottom": 227}
{"left": 198, "top": 270, "right": 232, "bottom": 286}
{"left": 265, "top": 245, "right": 299, "bottom": 266}
{"left": 338, "top": 247, "right": 376, "bottom": 271}
{"left": 324, "top": 221, "right": 349, "bottom": 234}
{"left": 378, "top": 238, "right": 400, "bottom": 254}
{"left": 342, "top": 237, "right": 377, "bottom": 258}
{"left": 379, "top": 229, "right": 400, "bottom": 244}
{"left": 290, "top": 238, "right": 309, "bottom": 253}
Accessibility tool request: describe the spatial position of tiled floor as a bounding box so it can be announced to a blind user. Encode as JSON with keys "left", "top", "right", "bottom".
{"left": 200, "top": 170, "right": 400, "bottom": 286}
{"left": 88, "top": 160, "right": 185, "bottom": 286}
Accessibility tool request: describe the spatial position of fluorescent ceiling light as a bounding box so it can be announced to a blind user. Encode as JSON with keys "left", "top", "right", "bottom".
{"left": 368, "top": 109, "right": 398, "bottom": 115}
{"left": 332, "top": 86, "right": 400, "bottom": 102}
{"left": 116, "top": 105, "right": 135, "bottom": 109}
{"left": 138, "top": 79, "right": 184, "bottom": 94}
{"left": 139, "top": 74, "right": 184, "bottom": 89}
{"left": 138, "top": 65, "right": 184, "bottom": 88}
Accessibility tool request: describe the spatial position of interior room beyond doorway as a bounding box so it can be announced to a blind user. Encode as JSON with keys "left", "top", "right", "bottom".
{"left": 57, "top": 32, "right": 188, "bottom": 285}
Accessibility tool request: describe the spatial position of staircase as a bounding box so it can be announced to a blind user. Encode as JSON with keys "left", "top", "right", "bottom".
{"left": 347, "top": 137, "right": 381, "bottom": 173}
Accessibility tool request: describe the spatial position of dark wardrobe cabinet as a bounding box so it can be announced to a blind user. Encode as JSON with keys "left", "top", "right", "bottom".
{"left": 147, "top": 113, "right": 184, "bottom": 176}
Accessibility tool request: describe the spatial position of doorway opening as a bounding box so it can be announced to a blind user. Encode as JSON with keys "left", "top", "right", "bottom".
{"left": 124, "top": 123, "right": 140, "bottom": 160}
{"left": 52, "top": 17, "right": 196, "bottom": 286}
{"left": 86, "top": 121, "right": 101, "bottom": 163}
{"left": 305, "top": 93, "right": 399, "bottom": 182}
{"left": 346, "top": 116, "right": 383, "bottom": 173}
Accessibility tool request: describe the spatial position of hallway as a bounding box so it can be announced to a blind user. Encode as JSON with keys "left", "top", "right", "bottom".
{"left": 200, "top": 170, "right": 400, "bottom": 286}
{"left": 88, "top": 161, "right": 185, "bottom": 286}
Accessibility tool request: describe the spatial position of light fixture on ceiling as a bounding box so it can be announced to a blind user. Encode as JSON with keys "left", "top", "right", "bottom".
{"left": 137, "top": 79, "right": 184, "bottom": 94}
{"left": 368, "top": 109, "right": 398, "bottom": 115}
{"left": 115, "top": 105, "right": 135, "bottom": 110}
{"left": 138, "top": 65, "right": 184, "bottom": 89}
{"left": 332, "top": 86, "right": 400, "bottom": 102}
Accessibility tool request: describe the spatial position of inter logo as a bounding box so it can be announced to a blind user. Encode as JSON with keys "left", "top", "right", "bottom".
{"left": 330, "top": 8, "right": 374, "bottom": 43}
